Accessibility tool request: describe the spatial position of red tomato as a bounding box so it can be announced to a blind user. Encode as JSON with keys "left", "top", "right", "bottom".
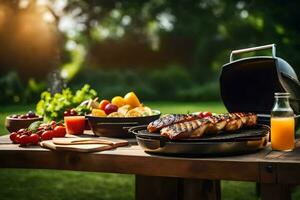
{"left": 41, "top": 130, "right": 54, "bottom": 140}
{"left": 53, "top": 126, "right": 66, "bottom": 137}
{"left": 69, "top": 109, "right": 78, "bottom": 116}
{"left": 29, "top": 134, "right": 40, "bottom": 145}
{"left": 199, "top": 111, "right": 212, "bottom": 118}
{"left": 15, "top": 134, "right": 22, "bottom": 144}
{"left": 104, "top": 103, "right": 118, "bottom": 115}
{"left": 49, "top": 121, "right": 56, "bottom": 129}
{"left": 99, "top": 100, "right": 110, "bottom": 110}
{"left": 9, "top": 132, "right": 18, "bottom": 143}
{"left": 17, "top": 128, "right": 26, "bottom": 134}
{"left": 19, "top": 135, "right": 30, "bottom": 146}
{"left": 202, "top": 111, "right": 212, "bottom": 118}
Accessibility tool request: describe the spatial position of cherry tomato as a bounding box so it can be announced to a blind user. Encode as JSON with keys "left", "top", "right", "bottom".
{"left": 50, "top": 121, "right": 56, "bottom": 126}
{"left": 53, "top": 126, "right": 66, "bottom": 137}
{"left": 24, "top": 131, "right": 32, "bottom": 136}
{"left": 198, "top": 111, "right": 212, "bottom": 118}
{"left": 29, "top": 134, "right": 40, "bottom": 145}
{"left": 17, "top": 128, "right": 26, "bottom": 134}
{"left": 49, "top": 121, "right": 56, "bottom": 129}
{"left": 41, "top": 130, "right": 54, "bottom": 140}
{"left": 35, "top": 130, "right": 43, "bottom": 135}
{"left": 19, "top": 135, "right": 30, "bottom": 146}
{"left": 104, "top": 103, "right": 118, "bottom": 115}
{"left": 202, "top": 111, "right": 212, "bottom": 118}
{"left": 99, "top": 100, "right": 110, "bottom": 110}
{"left": 10, "top": 132, "right": 18, "bottom": 143}
{"left": 37, "top": 126, "right": 44, "bottom": 131}
{"left": 15, "top": 134, "right": 21, "bottom": 144}
{"left": 70, "top": 109, "right": 78, "bottom": 116}
{"left": 64, "top": 110, "right": 70, "bottom": 116}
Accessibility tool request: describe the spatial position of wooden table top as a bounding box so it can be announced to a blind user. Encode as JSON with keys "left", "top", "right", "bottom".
{"left": 1, "top": 134, "right": 300, "bottom": 184}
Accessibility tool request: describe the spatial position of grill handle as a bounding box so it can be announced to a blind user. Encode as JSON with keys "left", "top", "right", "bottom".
{"left": 230, "top": 44, "right": 276, "bottom": 62}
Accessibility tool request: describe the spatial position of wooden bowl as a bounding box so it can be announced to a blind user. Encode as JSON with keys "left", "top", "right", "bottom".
{"left": 5, "top": 116, "right": 43, "bottom": 133}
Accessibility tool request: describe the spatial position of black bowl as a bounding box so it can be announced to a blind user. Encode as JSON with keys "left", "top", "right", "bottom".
{"left": 86, "top": 110, "right": 161, "bottom": 138}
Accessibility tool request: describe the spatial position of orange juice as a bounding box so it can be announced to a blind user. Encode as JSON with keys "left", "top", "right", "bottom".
{"left": 271, "top": 117, "right": 295, "bottom": 151}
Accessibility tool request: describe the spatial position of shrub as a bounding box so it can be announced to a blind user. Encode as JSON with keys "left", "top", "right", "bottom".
{"left": 69, "top": 65, "right": 220, "bottom": 101}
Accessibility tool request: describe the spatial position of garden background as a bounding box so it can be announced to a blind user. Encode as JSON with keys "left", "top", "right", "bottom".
{"left": 1, "top": 0, "right": 300, "bottom": 199}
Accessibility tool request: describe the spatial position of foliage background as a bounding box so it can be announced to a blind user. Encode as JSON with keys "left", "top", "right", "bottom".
{"left": 0, "top": 0, "right": 299, "bottom": 104}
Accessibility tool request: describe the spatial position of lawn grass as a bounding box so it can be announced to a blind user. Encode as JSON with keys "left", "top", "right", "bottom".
{"left": 1, "top": 102, "right": 299, "bottom": 200}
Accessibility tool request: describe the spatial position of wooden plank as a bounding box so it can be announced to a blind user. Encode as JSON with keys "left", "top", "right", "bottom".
{"left": 135, "top": 175, "right": 220, "bottom": 200}
{"left": 276, "top": 163, "right": 300, "bottom": 184}
{"left": 0, "top": 146, "right": 261, "bottom": 182}
{"left": 0, "top": 134, "right": 271, "bottom": 181}
{"left": 260, "top": 183, "right": 291, "bottom": 200}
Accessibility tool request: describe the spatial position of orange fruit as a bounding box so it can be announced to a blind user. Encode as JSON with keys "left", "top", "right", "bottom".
{"left": 124, "top": 92, "right": 141, "bottom": 107}
{"left": 99, "top": 100, "right": 110, "bottom": 110}
{"left": 111, "top": 96, "right": 126, "bottom": 108}
{"left": 92, "top": 109, "right": 107, "bottom": 117}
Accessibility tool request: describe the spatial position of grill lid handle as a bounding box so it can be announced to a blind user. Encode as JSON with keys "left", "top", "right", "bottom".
{"left": 230, "top": 44, "right": 276, "bottom": 62}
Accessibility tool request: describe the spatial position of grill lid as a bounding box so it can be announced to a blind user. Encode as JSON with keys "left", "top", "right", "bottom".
{"left": 220, "top": 44, "right": 300, "bottom": 115}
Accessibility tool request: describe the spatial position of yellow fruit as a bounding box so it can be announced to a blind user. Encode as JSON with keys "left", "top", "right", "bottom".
{"left": 118, "top": 105, "right": 132, "bottom": 116}
{"left": 125, "top": 109, "right": 143, "bottom": 117}
{"left": 111, "top": 96, "right": 126, "bottom": 108}
{"left": 124, "top": 92, "right": 141, "bottom": 107}
{"left": 107, "top": 112, "right": 125, "bottom": 117}
{"left": 92, "top": 109, "right": 107, "bottom": 117}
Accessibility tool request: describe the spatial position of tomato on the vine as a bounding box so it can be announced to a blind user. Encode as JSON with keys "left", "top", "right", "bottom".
{"left": 15, "top": 134, "right": 22, "bottom": 144}
{"left": 29, "top": 134, "right": 40, "bottom": 144}
{"left": 19, "top": 135, "right": 30, "bottom": 146}
{"left": 41, "top": 130, "right": 54, "bottom": 140}
{"left": 53, "top": 126, "right": 66, "bottom": 137}
{"left": 9, "top": 132, "right": 18, "bottom": 143}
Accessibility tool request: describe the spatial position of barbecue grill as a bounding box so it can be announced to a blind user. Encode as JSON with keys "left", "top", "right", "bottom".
{"left": 220, "top": 44, "right": 300, "bottom": 129}
{"left": 129, "top": 44, "right": 300, "bottom": 156}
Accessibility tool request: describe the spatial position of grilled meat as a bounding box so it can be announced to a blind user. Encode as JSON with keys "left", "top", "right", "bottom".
{"left": 156, "top": 112, "right": 257, "bottom": 140}
{"left": 227, "top": 113, "right": 257, "bottom": 129}
{"left": 147, "top": 114, "right": 199, "bottom": 133}
{"left": 205, "top": 114, "right": 229, "bottom": 134}
{"left": 161, "top": 119, "right": 209, "bottom": 140}
{"left": 223, "top": 113, "right": 243, "bottom": 132}
{"left": 243, "top": 113, "right": 257, "bottom": 126}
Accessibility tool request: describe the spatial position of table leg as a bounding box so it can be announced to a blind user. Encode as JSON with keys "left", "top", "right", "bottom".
{"left": 135, "top": 175, "right": 220, "bottom": 200}
{"left": 260, "top": 183, "right": 291, "bottom": 200}
{"left": 181, "top": 178, "right": 221, "bottom": 200}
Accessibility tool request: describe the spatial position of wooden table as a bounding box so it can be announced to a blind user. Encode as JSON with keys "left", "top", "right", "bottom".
{"left": 1, "top": 134, "right": 300, "bottom": 200}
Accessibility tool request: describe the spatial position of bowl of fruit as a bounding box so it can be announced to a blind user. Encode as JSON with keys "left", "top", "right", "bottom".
{"left": 5, "top": 111, "right": 43, "bottom": 133}
{"left": 86, "top": 92, "right": 161, "bottom": 138}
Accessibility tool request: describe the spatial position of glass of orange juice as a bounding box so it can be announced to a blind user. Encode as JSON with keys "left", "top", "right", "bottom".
{"left": 64, "top": 116, "right": 86, "bottom": 135}
{"left": 271, "top": 93, "right": 295, "bottom": 151}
